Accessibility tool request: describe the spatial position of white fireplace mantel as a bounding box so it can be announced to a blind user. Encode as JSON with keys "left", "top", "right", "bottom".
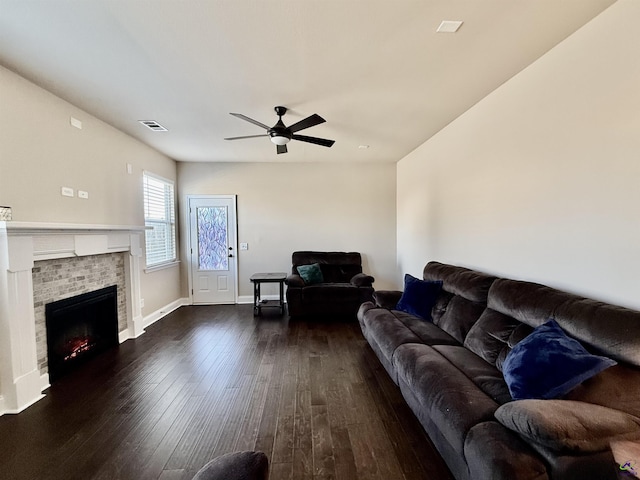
{"left": 0, "top": 221, "right": 147, "bottom": 415}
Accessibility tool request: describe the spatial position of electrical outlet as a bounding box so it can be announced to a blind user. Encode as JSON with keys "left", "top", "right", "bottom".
{"left": 78, "top": 190, "right": 89, "bottom": 199}
{"left": 140, "top": 298, "right": 145, "bottom": 308}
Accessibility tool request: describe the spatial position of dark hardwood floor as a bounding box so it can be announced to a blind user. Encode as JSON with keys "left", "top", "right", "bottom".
{"left": 0, "top": 305, "right": 453, "bottom": 480}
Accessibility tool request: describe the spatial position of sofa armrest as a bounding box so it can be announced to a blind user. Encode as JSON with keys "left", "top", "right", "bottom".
{"left": 373, "top": 290, "right": 402, "bottom": 309}
{"left": 285, "top": 274, "right": 305, "bottom": 288}
{"left": 351, "top": 273, "right": 375, "bottom": 287}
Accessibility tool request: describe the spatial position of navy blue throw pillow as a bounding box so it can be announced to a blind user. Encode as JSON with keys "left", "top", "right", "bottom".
{"left": 503, "top": 319, "right": 617, "bottom": 400}
{"left": 395, "top": 274, "right": 443, "bottom": 321}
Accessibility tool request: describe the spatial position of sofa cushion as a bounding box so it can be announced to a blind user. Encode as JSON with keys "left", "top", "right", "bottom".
{"left": 432, "top": 295, "right": 487, "bottom": 344}
{"left": 394, "top": 343, "right": 499, "bottom": 454}
{"left": 503, "top": 320, "right": 617, "bottom": 400}
{"left": 395, "top": 274, "right": 442, "bottom": 320}
{"left": 563, "top": 364, "right": 640, "bottom": 418}
{"left": 488, "top": 278, "right": 640, "bottom": 367}
{"left": 372, "top": 290, "right": 403, "bottom": 309}
{"left": 464, "top": 421, "right": 549, "bottom": 480}
{"left": 291, "top": 251, "right": 363, "bottom": 283}
{"left": 464, "top": 308, "right": 522, "bottom": 367}
{"left": 359, "top": 308, "right": 460, "bottom": 379}
{"left": 423, "top": 261, "right": 496, "bottom": 303}
{"left": 495, "top": 400, "right": 640, "bottom": 453}
{"left": 432, "top": 345, "right": 512, "bottom": 405}
{"left": 297, "top": 263, "right": 324, "bottom": 284}
{"left": 301, "top": 283, "right": 360, "bottom": 303}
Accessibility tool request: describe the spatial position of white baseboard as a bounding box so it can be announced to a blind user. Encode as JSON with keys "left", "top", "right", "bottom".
{"left": 118, "top": 297, "right": 189, "bottom": 343}
{"left": 1, "top": 392, "right": 45, "bottom": 415}
{"left": 40, "top": 374, "right": 50, "bottom": 393}
{"left": 143, "top": 297, "right": 190, "bottom": 329}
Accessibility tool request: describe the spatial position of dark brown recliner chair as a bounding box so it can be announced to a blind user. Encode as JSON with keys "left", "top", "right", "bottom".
{"left": 285, "top": 251, "right": 374, "bottom": 318}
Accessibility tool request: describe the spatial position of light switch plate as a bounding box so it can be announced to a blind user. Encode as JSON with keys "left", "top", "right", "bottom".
{"left": 61, "top": 187, "right": 74, "bottom": 197}
{"left": 78, "top": 190, "right": 89, "bottom": 199}
{"left": 240, "top": 243, "right": 248, "bottom": 250}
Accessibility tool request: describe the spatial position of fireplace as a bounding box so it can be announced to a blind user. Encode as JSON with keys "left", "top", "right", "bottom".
{"left": 45, "top": 285, "right": 119, "bottom": 382}
{"left": 0, "top": 222, "right": 146, "bottom": 415}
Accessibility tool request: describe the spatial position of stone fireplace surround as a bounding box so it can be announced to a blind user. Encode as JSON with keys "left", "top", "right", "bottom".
{"left": 0, "top": 222, "right": 146, "bottom": 415}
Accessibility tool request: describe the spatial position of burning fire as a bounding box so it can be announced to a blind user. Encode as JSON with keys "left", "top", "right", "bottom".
{"left": 63, "top": 336, "right": 97, "bottom": 361}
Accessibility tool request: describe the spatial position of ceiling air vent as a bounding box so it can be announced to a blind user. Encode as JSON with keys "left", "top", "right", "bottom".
{"left": 139, "top": 120, "right": 168, "bottom": 131}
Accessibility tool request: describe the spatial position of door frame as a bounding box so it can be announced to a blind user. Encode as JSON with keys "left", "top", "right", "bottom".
{"left": 186, "top": 194, "right": 239, "bottom": 305}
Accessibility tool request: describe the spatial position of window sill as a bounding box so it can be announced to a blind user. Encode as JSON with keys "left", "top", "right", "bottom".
{"left": 144, "top": 260, "right": 180, "bottom": 274}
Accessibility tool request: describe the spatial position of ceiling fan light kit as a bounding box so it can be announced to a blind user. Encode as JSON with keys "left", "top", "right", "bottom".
{"left": 225, "top": 106, "right": 335, "bottom": 154}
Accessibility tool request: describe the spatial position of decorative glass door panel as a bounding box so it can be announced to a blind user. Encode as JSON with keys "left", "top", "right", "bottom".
{"left": 197, "top": 206, "right": 229, "bottom": 271}
{"left": 189, "top": 196, "right": 237, "bottom": 304}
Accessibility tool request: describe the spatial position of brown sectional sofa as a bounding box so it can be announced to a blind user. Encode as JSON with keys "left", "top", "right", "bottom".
{"left": 357, "top": 261, "right": 640, "bottom": 480}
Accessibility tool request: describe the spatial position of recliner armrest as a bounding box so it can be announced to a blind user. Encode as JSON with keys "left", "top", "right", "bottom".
{"left": 373, "top": 290, "right": 402, "bottom": 309}
{"left": 285, "top": 274, "right": 305, "bottom": 288}
{"left": 351, "top": 273, "right": 374, "bottom": 287}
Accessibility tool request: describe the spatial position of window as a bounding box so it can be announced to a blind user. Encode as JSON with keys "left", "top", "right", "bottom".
{"left": 143, "top": 172, "right": 176, "bottom": 268}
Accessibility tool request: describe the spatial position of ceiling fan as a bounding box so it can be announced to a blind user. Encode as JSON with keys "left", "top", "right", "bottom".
{"left": 224, "top": 106, "right": 335, "bottom": 154}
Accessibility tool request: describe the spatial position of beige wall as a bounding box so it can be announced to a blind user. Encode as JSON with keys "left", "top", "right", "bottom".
{"left": 178, "top": 162, "right": 397, "bottom": 298}
{"left": 397, "top": 0, "right": 640, "bottom": 311}
{"left": 0, "top": 65, "right": 181, "bottom": 315}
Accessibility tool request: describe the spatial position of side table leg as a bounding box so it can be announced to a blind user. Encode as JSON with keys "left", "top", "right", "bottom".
{"left": 253, "top": 281, "right": 260, "bottom": 316}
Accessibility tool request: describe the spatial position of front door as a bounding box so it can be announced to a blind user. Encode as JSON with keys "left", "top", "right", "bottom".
{"left": 188, "top": 196, "right": 238, "bottom": 304}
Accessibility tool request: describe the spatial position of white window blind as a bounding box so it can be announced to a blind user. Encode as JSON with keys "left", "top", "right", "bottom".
{"left": 143, "top": 172, "right": 176, "bottom": 268}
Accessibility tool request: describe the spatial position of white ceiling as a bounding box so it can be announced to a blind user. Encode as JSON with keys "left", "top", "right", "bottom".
{"left": 0, "top": 0, "right": 616, "bottom": 163}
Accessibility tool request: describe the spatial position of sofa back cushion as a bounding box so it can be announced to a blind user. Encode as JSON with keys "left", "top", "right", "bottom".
{"left": 488, "top": 278, "right": 640, "bottom": 367}
{"left": 291, "top": 251, "right": 363, "bottom": 283}
{"left": 464, "top": 308, "right": 532, "bottom": 369}
{"left": 423, "top": 262, "right": 497, "bottom": 344}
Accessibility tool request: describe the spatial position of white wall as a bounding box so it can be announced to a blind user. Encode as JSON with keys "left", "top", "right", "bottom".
{"left": 0, "top": 65, "right": 182, "bottom": 315}
{"left": 178, "top": 161, "right": 397, "bottom": 298}
{"left": 397, "top": 0, "right": 640, "bottom": 311}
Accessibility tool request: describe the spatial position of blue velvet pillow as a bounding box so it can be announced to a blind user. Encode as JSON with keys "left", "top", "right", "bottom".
{"left": 395, "top": 274, "right": 443, "bottom": 321}
{"left": 297, "top": 263, "right": 324, "bottom": 285}
{"left": 503, "top": 319, "right": 617, "bottom": 400}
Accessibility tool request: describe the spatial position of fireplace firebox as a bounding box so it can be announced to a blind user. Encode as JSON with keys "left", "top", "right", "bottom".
{"left": 45, "top": 285, "right": 119, "bottom": 382}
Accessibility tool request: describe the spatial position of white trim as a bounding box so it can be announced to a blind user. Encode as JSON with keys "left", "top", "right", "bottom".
{"left": 143, "top": 297, "right": 189, "bottom": 329}
{"left": 117, "top": 297, "right": 189, "bottom": 343}
{"left": 143, "top": 172, "right": 177, "bottom": 268}
{"left": 40, "top": 374, "right": 50, "bottom": 393}
{"left": 0, "top": 392, "right": 45, "bottom": 416}
{"left": 3, "top": 221, "right": 148, "bottom": 234}
{"left": 186, "top": 195, "right": 239, "bottom": 305}
{"left": 144, "top": 259, "right": 180, "bottom": 274}
{"left": 0, "top": 223, "right": 145, "bottom": 415}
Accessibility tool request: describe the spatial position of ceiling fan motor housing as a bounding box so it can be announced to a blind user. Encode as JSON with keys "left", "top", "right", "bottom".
{"left": 225, "top": 105, "right": 334, "bottom": 153}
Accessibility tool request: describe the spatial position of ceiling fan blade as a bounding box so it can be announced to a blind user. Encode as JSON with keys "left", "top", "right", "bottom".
{"left": 224, "top": 134, "right": 269, "bottom": 140}
{"left": 291, "top": 134, "right": 335, "bottom": 148}
{"left": 277, "top": 144, "right": 288, "bottom": 154}
{"left": 229, "top": 113, "right": 270, "bottom": 130}
{"left": 287, "top": 114, "right": 325, "bottom": 133}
